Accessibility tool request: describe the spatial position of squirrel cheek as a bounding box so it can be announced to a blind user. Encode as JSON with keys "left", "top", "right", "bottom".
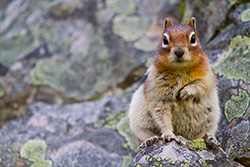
{"left": 168, "top": 48, "right": 177, "bottom": 62}
{"left": 183, "top": 48, "right": 191, "bottom": 61}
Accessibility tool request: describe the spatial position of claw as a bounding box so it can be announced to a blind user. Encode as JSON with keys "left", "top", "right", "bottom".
{"left": 139, "top": 142, "right": 146, "bottom": 149}
{"left": 138, "top": 136, "right": 162, "bottom": 149}
{"left": 203, "top": 134, "right": 220, "bottom": 149}
{"left": 162, "top": 134, "right": 185, "bottom": 146}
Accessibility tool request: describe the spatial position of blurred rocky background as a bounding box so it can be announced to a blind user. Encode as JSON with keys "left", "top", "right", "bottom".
{"left": 0, "top": 0, "right": 250, "bottom": 166}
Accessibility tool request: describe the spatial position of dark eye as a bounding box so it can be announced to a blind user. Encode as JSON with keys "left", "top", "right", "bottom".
{"left": 163, "top": 35, "right": 169, "bottom": 45}
{"left": 190, "top": 34, "right": 196, "bottom": 44}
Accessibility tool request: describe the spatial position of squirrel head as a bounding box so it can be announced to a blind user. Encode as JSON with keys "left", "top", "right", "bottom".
{"left": 154, "top": 17, "right": 209, "bottom": 72}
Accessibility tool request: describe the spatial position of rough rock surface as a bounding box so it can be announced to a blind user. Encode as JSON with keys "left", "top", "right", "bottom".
{"left": 0, "top": 0, "right": 250, "bottom": 167}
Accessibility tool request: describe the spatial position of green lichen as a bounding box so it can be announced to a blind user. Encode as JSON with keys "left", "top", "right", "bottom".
{"left": 0, "top": 157, "right": 2, "bottom": 163}
{"left": 230, "top": 151, "right": 238, "bottom": 159}
{"left": 30, "top": 28, "right": 122, "bottom": 100}
{"left": 156, "top": 157, "right": 162, "bottom": 161}
{"left": 106, "top": 0, "right": 136, "bottom": 14}
{"left": 0, "top": 83, "right": 4, "bottom": 98}
{"left": 224, "top": 88, "right": 250, "bottom": 123}
{"left": 135, "top": 164, "right": 142, "bottom": 167}
{"left": 186, "top": 139, "right": 207, "bottom": 151}
{"left": 134, "top": 40, "right": 158, "bottom": 52}
{"left": 171, "top": 161, "right": 175, "bottom": 164}
{"left": 48, "top": 2, "right": 75, "bottom": 17}
{"left": 228, "top": 0, "right": 250, "bottom": 9}
{"left": 200, "top": 158, "right": 213, "bottom": 167}
{"left": 20, "top": 139, "right": 52, "bottom": 167}
{"left": 154, "top": 161, "right": 161, "bottom": 166}
{"left": 31, "top": 160, "right": 52, "bottom": 167}
{"left": 214, "top": 35, "right": 250, "bottom": 84}
{"left": 122, "top": 154, "right": 133, "bottom": 167}
{"left": 117, "top": 114, "right": 140, "bottom": 150}
{"left": 181, "top": 163, "right": 189, "bottom": 167}
{"left": 228, "top": 0, "right": 237, "bottom": 8}
{"left": 0, "top": 21, "right": 58, "bottom": 66}
{"left": 30, "top": 58, "right": 78, "bottom": 98}
{"left": 20, "top": 140, "right": 46, "bottom": 162}
{"left": 241, "top": 8, "right": 250, "bottom": 22}
{"left": 10, "top": 143, "right": 15, "bottom": 149}
{"left": 113, "top": 15, "right": 150, "bottom": 41}
{"left": 179, "top": 2, "right": 186, "bottom": 17}
{"left": 95, "top": 111, "right": 139, "bottom": 150}
{"left": 146, "top": 155, "right": 151, "bottom": 161}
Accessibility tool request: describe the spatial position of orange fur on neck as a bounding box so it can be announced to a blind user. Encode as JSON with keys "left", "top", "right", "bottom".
{"left": 153, "top": 53, "right": 209, "bottom": 80}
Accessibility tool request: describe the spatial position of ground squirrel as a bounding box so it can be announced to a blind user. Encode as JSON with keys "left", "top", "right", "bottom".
{"left": 128, "top": 17, "right": 220, "bottom": 147}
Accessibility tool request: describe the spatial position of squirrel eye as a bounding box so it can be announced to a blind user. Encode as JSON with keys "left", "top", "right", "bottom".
{"left": 163, "top": 35, "right": 169, "bottom": 45}
{"left": 190, "top": 34, "right": 196, "bottom": 44}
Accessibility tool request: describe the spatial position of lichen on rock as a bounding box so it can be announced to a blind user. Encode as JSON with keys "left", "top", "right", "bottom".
{"left": 214, "top": 35, "right": 250, "bottom": 84}
{"left": 241, "top": 8, "right": 250, "bottom": 22}
{"left": 134, "top": 39, "right": 158, "bottom": 52}
{"left": 96, "top": 111, "right": 139, "bottom": 150}
{"left": 112, "top": 15, "right": 150, "bottom": 41}
{"left": 20, "top": 139, "right": 52, "bottom": 167}
{"left": 186, "top": 139, "right": 207, "bottom": 151}
{"left": 0, "top": 21, "right": 57, "bottom": 66}
{"left": 0, "top": 83, "right": 4, "bottom": 98}
{"left": 106, "top": 0, "right": 137, "bottom": 14}
{"left": 29, "top": 58, "right": 78, "bottom": 97}
{"left": 224, "top": 88, "right": 250, "bottom": 123}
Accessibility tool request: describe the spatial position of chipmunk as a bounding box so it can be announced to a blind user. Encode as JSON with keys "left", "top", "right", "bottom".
{"left": 128, "top": 17, "right": 220, "bottom": 148}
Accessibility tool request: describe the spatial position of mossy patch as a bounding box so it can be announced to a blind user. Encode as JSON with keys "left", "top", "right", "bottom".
{"left": 241, "top": 8, "right": 250, "bottom": 22}
{"left": 113, "top": 15, "right": 150, "bottom": 41}
{"left": 214, "top": 35, "right": 250, "bottom": 84}
{"left": 186, "top": 139, "right": 207, "bottom": 151}
{"left": 20, "top": 139, "right": 52, "bottom": 167}
{"left": 106, "top": 0, "right": 136, "bottom": 14}
{"left": 224, "top": 88, "right": 250, "bottom": 123}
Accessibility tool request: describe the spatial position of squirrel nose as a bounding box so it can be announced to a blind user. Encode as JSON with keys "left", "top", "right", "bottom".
{"left": 175, "top": 48, "right": 184, "bottom": 58}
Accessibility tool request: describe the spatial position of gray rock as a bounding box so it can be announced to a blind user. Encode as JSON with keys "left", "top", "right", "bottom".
{"left": 0, "top": 0, "right": 250, "bottom": 166}
{"left": 0, "top": 93, "right": 137, "bottom": 167}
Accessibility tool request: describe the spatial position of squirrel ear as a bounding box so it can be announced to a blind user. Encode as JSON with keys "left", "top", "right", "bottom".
{"left": 187, "top": 17, "right": 196, "bottom": 30}
{"left": 164, "top": 18, "right": 173, "bottom": 29}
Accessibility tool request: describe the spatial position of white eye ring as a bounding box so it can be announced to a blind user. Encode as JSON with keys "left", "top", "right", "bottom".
{"left": 162, "top": 33, "right": 169, "bottom": 48}
{"left": 189, "top": 31, "right": 197, "bottom": 47}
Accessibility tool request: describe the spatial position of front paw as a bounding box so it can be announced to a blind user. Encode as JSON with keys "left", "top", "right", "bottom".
{"left": 139, "top": 136, "right": 163, "bottom": 149}
{"left": 178, "top": 85, "right": 197, "bottom": 100}
{"left": 161, "top": 132, "right": 176, "bottom": 142}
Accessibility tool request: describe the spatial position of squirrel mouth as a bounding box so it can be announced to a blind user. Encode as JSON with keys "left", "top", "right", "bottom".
{"left": 176, "top": 59, "right": 184, "bottom": 62}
